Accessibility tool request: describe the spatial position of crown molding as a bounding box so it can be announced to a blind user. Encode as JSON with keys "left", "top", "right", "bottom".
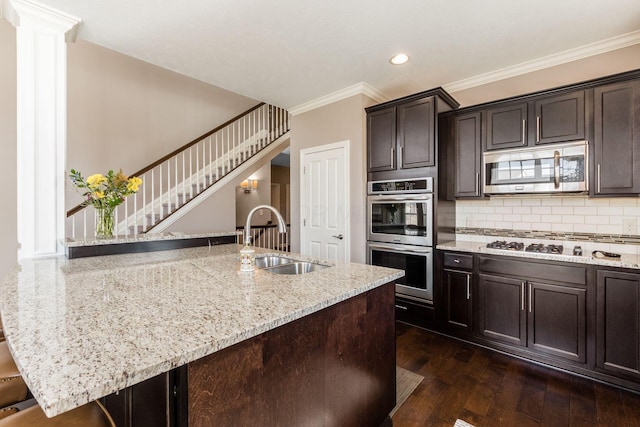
{"left": 444, "top": 30, "right": 640, "bottom": 93}
{"left": 288, "top": 82, "right": 388, "bottom": 116}
{"left": 8, "top": 0, "right": 81, "bottom": 42}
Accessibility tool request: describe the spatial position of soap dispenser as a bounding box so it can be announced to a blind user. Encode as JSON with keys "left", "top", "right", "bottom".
{"left": 240, "top": 245, "right": 255, "bottom": 272}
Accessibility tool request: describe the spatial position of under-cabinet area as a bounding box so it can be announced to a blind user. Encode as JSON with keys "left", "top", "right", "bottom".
{"left": 422, "top": 247, "right": 640, "bottom": 394}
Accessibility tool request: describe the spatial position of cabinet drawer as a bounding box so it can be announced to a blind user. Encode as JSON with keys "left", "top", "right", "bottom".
{"left": 444, "top": 252, "right": 473, "bottom": 270}
{"left": 395, "top": 297, "right": 434, "bottom": 328}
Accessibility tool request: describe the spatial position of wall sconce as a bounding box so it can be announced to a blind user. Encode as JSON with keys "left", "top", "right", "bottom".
{"left": 240, "top": 179, "right": 258, "bottom": 193}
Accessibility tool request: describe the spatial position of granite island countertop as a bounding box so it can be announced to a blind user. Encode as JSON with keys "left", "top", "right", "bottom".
{"left": 0, "top": 245, "right": 404, "bottom": 417}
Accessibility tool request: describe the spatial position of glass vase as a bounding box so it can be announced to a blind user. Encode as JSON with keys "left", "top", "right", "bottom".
{"left": 95, "top": 206, "right": 115, "bottom": 238}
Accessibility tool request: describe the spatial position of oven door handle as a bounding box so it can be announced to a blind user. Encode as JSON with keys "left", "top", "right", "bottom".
{"left": 367, "top": 194, "right": 432, "bottom": 201}
{"left": 368, "top": 243, "right": 431, "bottom": 254}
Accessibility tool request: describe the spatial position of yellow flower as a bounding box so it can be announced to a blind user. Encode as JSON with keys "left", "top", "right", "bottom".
{"left": 127, "top": 176, "right": 143, "bottom": 192}
{"left": 93, "top": 191, "right": 105, "bottom": 199}
{"left": 86, "top": 174, "right": 107, "bottom": 188}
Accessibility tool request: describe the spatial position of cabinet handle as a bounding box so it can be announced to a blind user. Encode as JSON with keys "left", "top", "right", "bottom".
{"left": 536, "top": 116, "right": 540, "bottom": 142}
{"left": 597, "top": 164, "right": 601, "bottom": 194}
{"left": 528, "top": 283, "right": 532, "bottom": 313}
{"left": 522, "top": 119, "right": 526, "bottom": 145}
{"left": 391, "top": 147, "right": 395, "bottom": 168}
{"left": 395, "top": 304, "right": 408, "bottom": 311}
{"left": 475, "top": 172, "right": 480, "bottom": 196}
{"left": 399, "top": 146, "right": 403, "bottom": 168}
{"left": 453, "top": 259, "right": 460, "bottom": 263}
{"left": 466, "top": 274, "right": 471, "bottom": 300}
{"left": 521, "top": 281, "right": 525, "bottom": 311}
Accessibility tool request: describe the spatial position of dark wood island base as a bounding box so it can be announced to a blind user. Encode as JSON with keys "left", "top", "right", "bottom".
{"left": 188, "top": 282, "right": 396, "bottom": 427}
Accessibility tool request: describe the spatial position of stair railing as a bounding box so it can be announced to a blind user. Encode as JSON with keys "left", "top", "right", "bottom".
{"left": 66, "top": 103, "right": 290, "bottom": 240}
{"left": 236, "top": 224, "right": 291, "bottom": 252}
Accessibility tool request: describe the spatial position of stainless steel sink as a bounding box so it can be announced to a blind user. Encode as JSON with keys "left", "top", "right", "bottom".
{"left": 254, "top": 255, "right": 329, "bottom": 275}
{"left": 254, "top": 255, "right": 295, "bottom": 269}
{"left": 262, "top": 261, "right": 329, "bottom": 275}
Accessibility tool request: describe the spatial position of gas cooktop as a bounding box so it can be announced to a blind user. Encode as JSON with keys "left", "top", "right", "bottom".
{"left": 486, "top": 240, "right": 565, "bottom": 255}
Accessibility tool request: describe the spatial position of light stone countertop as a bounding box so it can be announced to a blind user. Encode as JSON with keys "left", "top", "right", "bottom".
{"left": 437, "top": 240, "right": 640, "bottom": 269}
{"left": 0, "top": 245, "right": 403, "bottom": 417}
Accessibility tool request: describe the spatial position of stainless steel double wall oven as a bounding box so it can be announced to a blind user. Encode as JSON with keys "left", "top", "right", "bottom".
{"left": 367, "top": 177, "right": 434, "bottom": 303}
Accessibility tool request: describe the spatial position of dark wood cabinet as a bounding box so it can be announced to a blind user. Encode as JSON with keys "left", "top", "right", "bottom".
{"left": 533, "top": 91, "right": 585, "bottom": 144}
{"left": 485, "top": 103, "right": 528, "bottom": 150}
{"left": 366, "top": 97, "right": 435, "bottom": 173}
{"left": 395, "top": 296, "right": 435, "bottom": 329}
{"left": 444, "top": 268, "right": 472, "bottom": 331}
{"left": 596, "top": 270, "right": 640, "bottom": 382}
{"left": 528, "top": 281, "right": 586, "bottom": 363}
{"left": 454, "top": 112, "right": 482, "bottom": 198}
{"left": 478, "top": 273, "right": 526, "bottom": 347}
{"left": 101, "top": 370, "right": 185, "bottom": 427}
{"left": 397, "top": 97, "right": 436, "bottom": 169}
{"left": 367, "top": 107, "right": 396, "bottom": 172}
{"left": 442, "top": 252, "right": 473, "bottom": 332}
{"left": 593, "top": 80, "right": 640, "bottom": 195}
{"left": 366, "top": 88, "right": 458, "bottom": 176}
{"left": 477, "top": 256, "right": 588, "bottom": 364}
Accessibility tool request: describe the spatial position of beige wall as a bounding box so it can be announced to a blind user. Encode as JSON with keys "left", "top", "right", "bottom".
{"left": 290, "top": 94, "right": 376, "bottom": 264}
{"left": 235, "top": 162, "right": 273, "bottom": 227}
{"left": 66, "top": 39, "right": 259, "bottom": 212}
{"left": 271, "top": 165, "right": 290, "bottom": 222}
{"left": 451, "top": 44, "right": 640, "bottom": 107}
{"left": 0, "top": 20, "right": 17, "bottom": 280}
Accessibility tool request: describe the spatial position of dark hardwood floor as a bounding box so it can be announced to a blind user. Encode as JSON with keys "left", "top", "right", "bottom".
{"left": 393, "top": 322, "right": 640, "bottom": 427}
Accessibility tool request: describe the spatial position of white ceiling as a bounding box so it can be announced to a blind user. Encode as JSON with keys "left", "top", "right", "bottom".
{"left": 21, "top": 0, "right": 640, "bottom": 109}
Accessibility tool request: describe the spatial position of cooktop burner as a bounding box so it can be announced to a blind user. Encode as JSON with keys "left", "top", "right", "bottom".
{"left": 486, "top": 241, "right": 565, "bottom": 255}
{"left": 525, "top": 243, "right": 564, "bottom": 254}
{"left": 486, "top": 241, "right": 525, "bottom": 251}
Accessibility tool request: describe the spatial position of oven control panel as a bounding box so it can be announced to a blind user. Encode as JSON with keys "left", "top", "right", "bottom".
{"left": 368, "top": 177, "right": 433, "bottom": 195}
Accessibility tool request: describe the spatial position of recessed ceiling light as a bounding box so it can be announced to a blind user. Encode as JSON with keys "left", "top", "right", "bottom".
{"left": 389, "top": 53, "right": 410, "bottom": 65}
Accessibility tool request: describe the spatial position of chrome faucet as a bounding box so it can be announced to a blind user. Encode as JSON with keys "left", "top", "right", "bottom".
{"left": 244, "top": 205, "right": 287, "bottom": 245}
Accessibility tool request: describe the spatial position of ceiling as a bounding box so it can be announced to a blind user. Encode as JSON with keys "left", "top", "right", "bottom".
{"left": 19, "top": 0, "right": 640, "bottom": 109}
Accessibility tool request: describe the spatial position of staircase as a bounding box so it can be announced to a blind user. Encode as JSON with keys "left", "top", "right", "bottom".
{"left": 66, "top": 103, "right": 290, "bottom": 240}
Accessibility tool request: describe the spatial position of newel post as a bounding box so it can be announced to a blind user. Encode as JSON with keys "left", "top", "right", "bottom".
{"left": 4, "top": 0, "right": 80, "bottom": 259}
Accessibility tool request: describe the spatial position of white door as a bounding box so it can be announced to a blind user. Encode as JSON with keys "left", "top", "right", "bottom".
{"left": 300, "top": 141, "right": 350, "bottom": 262}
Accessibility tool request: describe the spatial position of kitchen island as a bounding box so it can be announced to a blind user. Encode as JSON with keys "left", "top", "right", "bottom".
{"left": 0, "top": 244, "right": 403, "bottom": 425}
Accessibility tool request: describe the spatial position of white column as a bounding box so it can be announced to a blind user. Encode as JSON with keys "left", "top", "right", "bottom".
{"left": 6, "top": 0, "right": 80, "bottom": 259}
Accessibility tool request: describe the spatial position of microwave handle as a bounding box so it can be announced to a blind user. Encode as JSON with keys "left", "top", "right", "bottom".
{"left": 554, "top": 150, "right": 560, "bottom": 189}
{"left": 368, "top": 243, "right": 431, "bottom": 254}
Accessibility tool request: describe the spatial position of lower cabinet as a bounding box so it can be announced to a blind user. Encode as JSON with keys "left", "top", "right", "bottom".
{"left": 101, "top": 368, "right": 187, "bottom": 427}
{"left": 596, "top": 270, "right": 640, "bottom": 382}
{"left": 477, "top": 275, "right": 587, "bottom": 364}
{"left": 395, "top": 296, "right": 434, "bottom": 329}
{"left": 478, "top": 274, "right": 526, "bottom": 347}
{"left": 475, "top": 256, "right": 588, "bottom": 365}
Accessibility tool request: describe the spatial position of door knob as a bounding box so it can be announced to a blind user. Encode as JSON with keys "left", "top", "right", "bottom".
{"left": 332, "top": 234, "right": 344, "bottom": 240}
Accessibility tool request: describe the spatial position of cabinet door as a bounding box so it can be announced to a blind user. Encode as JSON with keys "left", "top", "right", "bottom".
{"left": 367, "top": 107, "right": 396, "bottom": 172}
{"left": 528, "top": 282, "right": 586, "bottom": 363}
{"left": 444, "top": 269, "right": 472, "bottom": 331}
{"left": 397, "top": 97, "right": 435, "bottom": 168}
{"left": 594, "top": 81, "right": 640, "bottom": 195}
{"left": 534, "top": 91, "right": 585, "bottom": 145}
{"left": 454, "top": 112, "right": 482, "bottom": 198}
{"left": 478, "top": 274, "right": 526, "bottom": 347}
{"left": 596, "top": 270, "right": 640, "bottom": 381}
{"left": 485, "top": 103, "right": 528, "bottom": 150}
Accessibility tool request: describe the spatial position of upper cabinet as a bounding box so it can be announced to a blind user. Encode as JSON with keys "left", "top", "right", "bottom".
{"left": 485, "top": 91, "right": 586, "bottom": 151}
{"left": 534, "top": 91, "right": 585, "bottom": 144}
{"left": 366, "top": 88, "right": 459, "bottom": 177}
{"left": 485, "top": 102, "right": 528, "bottom": 150}
{"left": 454, "top": 112, "right": 483, "bottom": 198}
{"left": 367, "top": 108, "right": 396, "bottom": 172}
{"left": 593, "top": 80, "right": 640, "bottom": 196}
{"left": 397, "top": 97, "right": 435, "bottom": 169}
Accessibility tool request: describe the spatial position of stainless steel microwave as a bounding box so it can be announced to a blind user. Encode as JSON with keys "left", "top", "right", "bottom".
{"left": 483, "top": 141, "right": 588, "bottom": 195}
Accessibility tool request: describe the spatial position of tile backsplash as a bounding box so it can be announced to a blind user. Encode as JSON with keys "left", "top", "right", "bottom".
{"left": 456, "top": 197, "right": 640, "bottom": 236}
